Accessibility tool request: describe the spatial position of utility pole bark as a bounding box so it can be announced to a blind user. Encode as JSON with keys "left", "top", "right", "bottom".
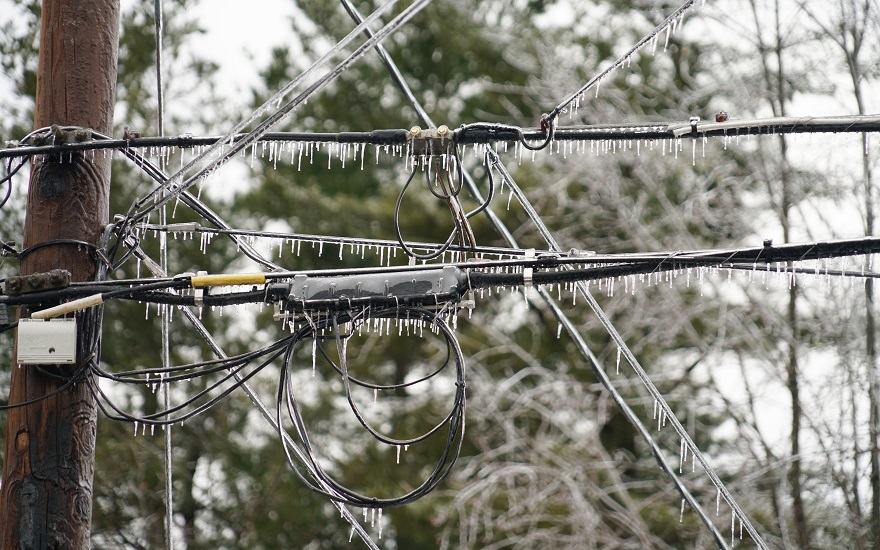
{"left": 1, "top": 1, "right": 119, "bottom": 547}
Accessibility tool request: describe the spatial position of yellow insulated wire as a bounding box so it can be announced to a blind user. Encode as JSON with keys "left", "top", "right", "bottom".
{"left": 190, "top": 273, "right": 267, "bottom": 288}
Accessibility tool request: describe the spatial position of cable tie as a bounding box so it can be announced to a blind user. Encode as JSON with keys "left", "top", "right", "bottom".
{"left": 193, "top": 270, "right": 207, "bottom": 307}
{"left": 523, "top": 248, "right": 535, "bottom": 287}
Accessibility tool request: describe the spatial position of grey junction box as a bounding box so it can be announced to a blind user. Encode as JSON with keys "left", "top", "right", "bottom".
{"left": 16, "top": 318, "right": 77, "bottom": 364}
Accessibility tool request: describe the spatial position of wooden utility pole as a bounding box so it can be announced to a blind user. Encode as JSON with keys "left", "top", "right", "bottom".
{"left": 1, "top": 1, "right": 119, "bottom": 547}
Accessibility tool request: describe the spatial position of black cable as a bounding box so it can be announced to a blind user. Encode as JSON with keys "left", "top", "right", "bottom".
{"left": 1, "top": 156, "right": 27, "bottom": 209}
{"left": 316, "top": 314, "right": 452, "bottom": 391}
{"left": 332, "top": 314, "right": 459, "bottom": 446}
{"left": 0, "top": 372, "right": 83, "bottom": 410}
{"left": 394, "top": 169, "right": 457, "bottom": 261}
{"left": 393, "top": 149, "right": 494, "bottom": 261}
{"left": 90, "top": 338, "right": 292, "bottom": 426}
{"left": 276, "top": 307, "right": 466, "bottom": 508}
{"left": 4, "top": 115, "right": 879, "bottom": 162}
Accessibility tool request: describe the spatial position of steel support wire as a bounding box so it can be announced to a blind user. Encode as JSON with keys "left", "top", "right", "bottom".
{"left": 489, "top": 149, "right": 767, "bottom": 549}
{"left": 109, "top": 140, "right": 281, "bottom": 271}
{"left": 342, "top": 3, "right": 729, "bottom": 546}
{"left": 546, "top": 0, "right": 700, "bottom": 122}
{"left": 153, "top": 1, "right": 174, "bottom": 545}
{"left": 128, "top": 0, "right": 432, "bottom": 227}
{"left": 129, "top": 246, "right": 380, "bottom": 549}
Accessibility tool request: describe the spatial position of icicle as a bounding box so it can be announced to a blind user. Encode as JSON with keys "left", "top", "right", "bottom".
{"left": 616, "top": 347, "right": 621, "bottom": 375}
{"left": 679, "top": 437, "right": 685, "bottom": 473}
{"left": 680, "top": 498, "right": 685, "bottom": 523}
{"left": 312, "top": 338, "right": 317, "bottom": 376}
{"left": 396, "top": 444, "right": 401, "bottom": 464}
{"left": 731, "top": 509, "right": 735, "bottom": 547}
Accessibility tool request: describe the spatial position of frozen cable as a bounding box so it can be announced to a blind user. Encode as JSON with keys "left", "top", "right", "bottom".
{"left": 547, "top": 0, "right": 701, "bottom": 122}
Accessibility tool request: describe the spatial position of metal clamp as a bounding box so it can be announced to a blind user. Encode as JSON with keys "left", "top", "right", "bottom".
{"left": 523, "top": 248, "right": 535, "bottom": 287}
{"left": 408, "top": 125, "right": 454, "bottom": 157}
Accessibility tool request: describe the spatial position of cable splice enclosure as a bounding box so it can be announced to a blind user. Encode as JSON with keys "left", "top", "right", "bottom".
{"left": 270, "top": 265, "right": 467, "bottom": 312}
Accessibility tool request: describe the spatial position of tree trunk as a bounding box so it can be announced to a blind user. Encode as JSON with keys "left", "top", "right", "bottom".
{"left": 0, "top": 1, "right": 119, "bottom": 547}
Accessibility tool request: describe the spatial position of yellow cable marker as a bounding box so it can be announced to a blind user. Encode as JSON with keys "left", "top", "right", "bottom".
{"left": 190, "top": 273, "right": 267, "bottom": 288}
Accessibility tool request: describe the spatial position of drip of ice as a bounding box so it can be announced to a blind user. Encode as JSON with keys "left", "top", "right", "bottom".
{"left": 312, "top": 338, "right": 317, "bottom": 376}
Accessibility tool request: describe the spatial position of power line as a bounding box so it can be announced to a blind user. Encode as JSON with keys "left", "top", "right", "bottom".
{"left": 3, "top": 115, "right": 879, "bottom": 160}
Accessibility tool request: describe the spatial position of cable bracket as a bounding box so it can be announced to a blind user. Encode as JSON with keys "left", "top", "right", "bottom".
{"left": 407, "top": 125, "right": 454, "bottom": 157}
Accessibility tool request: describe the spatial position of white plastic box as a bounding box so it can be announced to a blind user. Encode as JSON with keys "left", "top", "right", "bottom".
{"left": 16, "top": 318, "right": 77, "bottom": 364}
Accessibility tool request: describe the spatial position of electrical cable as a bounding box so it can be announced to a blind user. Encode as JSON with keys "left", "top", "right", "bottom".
{"left": 546, "top": 0, "right": 700, "bottom": 123}
{"left": 393, "top": 149, "right": 492, "bottom": 261}
{"left": 329, "top": 8, "right": 729, "bottom": 542}
{"left": 128, "top": 245, "right": 379, "bottom": 547}
{"left": 0, "top": 365, "right": 85, "bottom": 410}
{"left": 3, "top": 115, "right": 879, "bottom": 161}
{"left": 135, "top": 221, "right": 517, "bottom": 261}
{"left": 0, "top": 155, "right": 27, "bottom": 209}
{"left": 276, "top": 306, "right": 466, "bottom": 508}
{"left": 331, "top": 313, "right": 460, "bottom": 446}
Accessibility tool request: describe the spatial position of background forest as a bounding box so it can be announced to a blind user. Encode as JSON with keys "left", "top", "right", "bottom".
{"left": 1, "top": 0, "right": 879, "bottom": 548}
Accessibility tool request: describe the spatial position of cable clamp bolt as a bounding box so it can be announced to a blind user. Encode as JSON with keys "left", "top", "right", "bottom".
{"left": 407, "top": 125, "right": 454, "bottom": 158}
